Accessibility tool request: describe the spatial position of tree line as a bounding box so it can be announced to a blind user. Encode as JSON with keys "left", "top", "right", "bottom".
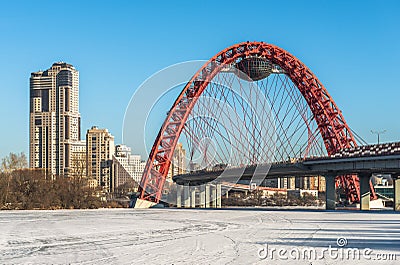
{"left": 0, "top": 152, "right": 136, "bottom": 210}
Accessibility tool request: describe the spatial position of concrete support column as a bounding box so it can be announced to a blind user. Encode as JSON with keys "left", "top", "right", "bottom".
{"left": 176, "top": 185, "right": 182, "bottom": 208}
{"left": 199, "top": 185, "right": 206, "bottom": 208}
{"left": 183, "top": 184, "right": 190, "bottom": 208}
{"left": 359, "top": 173, "right": 370, "bottom": 211}
{"left": 205, "top": 184, "right": 210, "bottom": 208}
{"left": 325, "top": 174, "right": 336, "bottom": 210}
{"left": 394, "top": 176, "right": 400, "bottom": 211}
{"left": 216, "top": 184, "right": 222, "bottom": 208}
{"left": 210, "top": 184, "right": 217, "bottom": 208}
{"left": 191, "top": 187, "right": 196, "bottom": 208}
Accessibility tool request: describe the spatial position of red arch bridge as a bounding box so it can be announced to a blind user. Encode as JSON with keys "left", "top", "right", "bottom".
{"left": 134, "top": 41, "right": 400, "bottom": 210}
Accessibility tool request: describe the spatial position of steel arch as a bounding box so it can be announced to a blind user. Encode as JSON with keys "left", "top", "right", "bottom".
{"left": 138, "top": 41, "right": 360, "bottom": 203}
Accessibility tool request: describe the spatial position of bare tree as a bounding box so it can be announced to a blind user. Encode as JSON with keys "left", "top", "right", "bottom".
{"left": 1, "top": 152, "right": 28, "bottom": 172}
{"left": 115, "top": 178, "right": 138, "bottom": 197}
{"left": 71, "top": 152, "right": 87, "bottom": 180}
{"left": 1, "top": 152, "right": 28, "bottom": 208}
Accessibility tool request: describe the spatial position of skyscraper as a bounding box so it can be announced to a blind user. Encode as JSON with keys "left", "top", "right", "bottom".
{"left": 29, "top": 62, "right": 81, "bottom": 176}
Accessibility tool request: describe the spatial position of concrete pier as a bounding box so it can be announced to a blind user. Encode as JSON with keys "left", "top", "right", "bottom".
{"left": 394, "top": 176, "right": 400, "bottom": 211}
{"left": 183, "top": 184, "right": 190, "bottom": 208}
{"left": 210, "top": 184, "right": 217, "bottom": 208}
{"left": 216, "top": 184, "right": 222, "bottom": 208}
{"left": 199, "top": 185, "right": 206, "bottom": 208}
{"left": 359, "top": 173, "right": 370, "bottom": 211}
{"left": 205, "top": 184, "right": 210, "bottom": 208}
{"left": 176, "top": 185, "right": 182, "bottom": 208}
{"left": 325, "top": 174, "right": 336, "bottom": 210}
{"left": 176, "top": 183, "right": 222, "bottom": 208}
{"left": 190, "top": 187, "right": 196, "bottom": 208}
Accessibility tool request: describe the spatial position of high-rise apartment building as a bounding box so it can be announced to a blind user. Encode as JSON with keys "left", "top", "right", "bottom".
{"left": 318, "top": 176, "right": 326, "bottom": 192}
{"left": 86, "top": 126, "right": 115, "bottom": 192}
{"left": 295, "top": 176, "right": 324, "bottom": 191}
{"left": 29, "top": 62, "right": 81, "bottom": 176}
{"left": 278, "top": 177, "right": 296, "bottom": 189}
{"left": 167, "top": 142, "right": 186, "bottom": 180}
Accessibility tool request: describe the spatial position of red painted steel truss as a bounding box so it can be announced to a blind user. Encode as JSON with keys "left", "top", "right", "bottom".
{"left": 138, "top": 41, "right": 375, "bottom": 203}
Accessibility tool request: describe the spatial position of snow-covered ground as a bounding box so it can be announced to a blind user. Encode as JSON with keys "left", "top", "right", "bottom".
{"left": 0, "top": 208, "right": 399, "bottom": 264}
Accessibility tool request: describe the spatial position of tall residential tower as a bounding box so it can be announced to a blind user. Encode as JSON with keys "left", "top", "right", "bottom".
{"left": 86, "top": 126, "right": 115, "bottom": 192}
{"left": 29, "top": 62, "right": 81, "bottom": 176}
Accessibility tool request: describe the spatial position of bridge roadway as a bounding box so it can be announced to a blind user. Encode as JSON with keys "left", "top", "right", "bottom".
{"left": 173, "top": 154, "right": 400, "bottom": 185}
{"left": 173, "top": 146, "right": 400, "bottom": 211}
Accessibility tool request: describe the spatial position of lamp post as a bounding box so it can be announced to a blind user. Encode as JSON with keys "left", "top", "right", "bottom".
{"left": 370, "top": 130, "right": 386, "bottom": 144}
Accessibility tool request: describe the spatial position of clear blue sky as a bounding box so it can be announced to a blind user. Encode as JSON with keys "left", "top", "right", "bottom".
{"left": 0, "top": 0, "right": 399, "bottom": 160}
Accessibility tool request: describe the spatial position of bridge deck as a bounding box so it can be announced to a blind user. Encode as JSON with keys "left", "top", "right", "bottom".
{"left": 174, "top": 150, "right": 400, "bottom": 185}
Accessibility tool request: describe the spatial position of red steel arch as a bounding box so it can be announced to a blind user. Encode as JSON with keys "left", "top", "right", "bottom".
{"left": 139, "top": 41, "right": 360, "bottom": 203}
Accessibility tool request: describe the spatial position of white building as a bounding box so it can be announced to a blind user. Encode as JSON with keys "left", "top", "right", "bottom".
{"left": 112, "top": 145, "right": 146, "bottom": 190}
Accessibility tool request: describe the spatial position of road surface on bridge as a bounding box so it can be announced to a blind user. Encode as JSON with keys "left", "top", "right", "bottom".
{"left": 0, "top": 209, "right": 399, "bottom": 264}
{"left": 173, "top": 155, "right": 400, "bottom": 185}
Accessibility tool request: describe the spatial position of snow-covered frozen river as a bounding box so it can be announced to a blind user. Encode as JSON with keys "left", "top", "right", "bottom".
{"left": 0, "top": 208, "right": 399, "bottom": 264}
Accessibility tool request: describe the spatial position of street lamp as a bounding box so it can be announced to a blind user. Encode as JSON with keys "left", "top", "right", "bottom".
{"left": 370, "top": 130, "right": 386, "bottom": 144}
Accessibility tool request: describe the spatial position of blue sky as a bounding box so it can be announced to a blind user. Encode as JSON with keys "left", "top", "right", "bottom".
{"left": 0, "top": 0, "right": 399, "bottom": 159}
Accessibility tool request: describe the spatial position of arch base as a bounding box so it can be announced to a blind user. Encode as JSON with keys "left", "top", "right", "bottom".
{"left": 131, "top": 198, "right": 157, "bottom": 208}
